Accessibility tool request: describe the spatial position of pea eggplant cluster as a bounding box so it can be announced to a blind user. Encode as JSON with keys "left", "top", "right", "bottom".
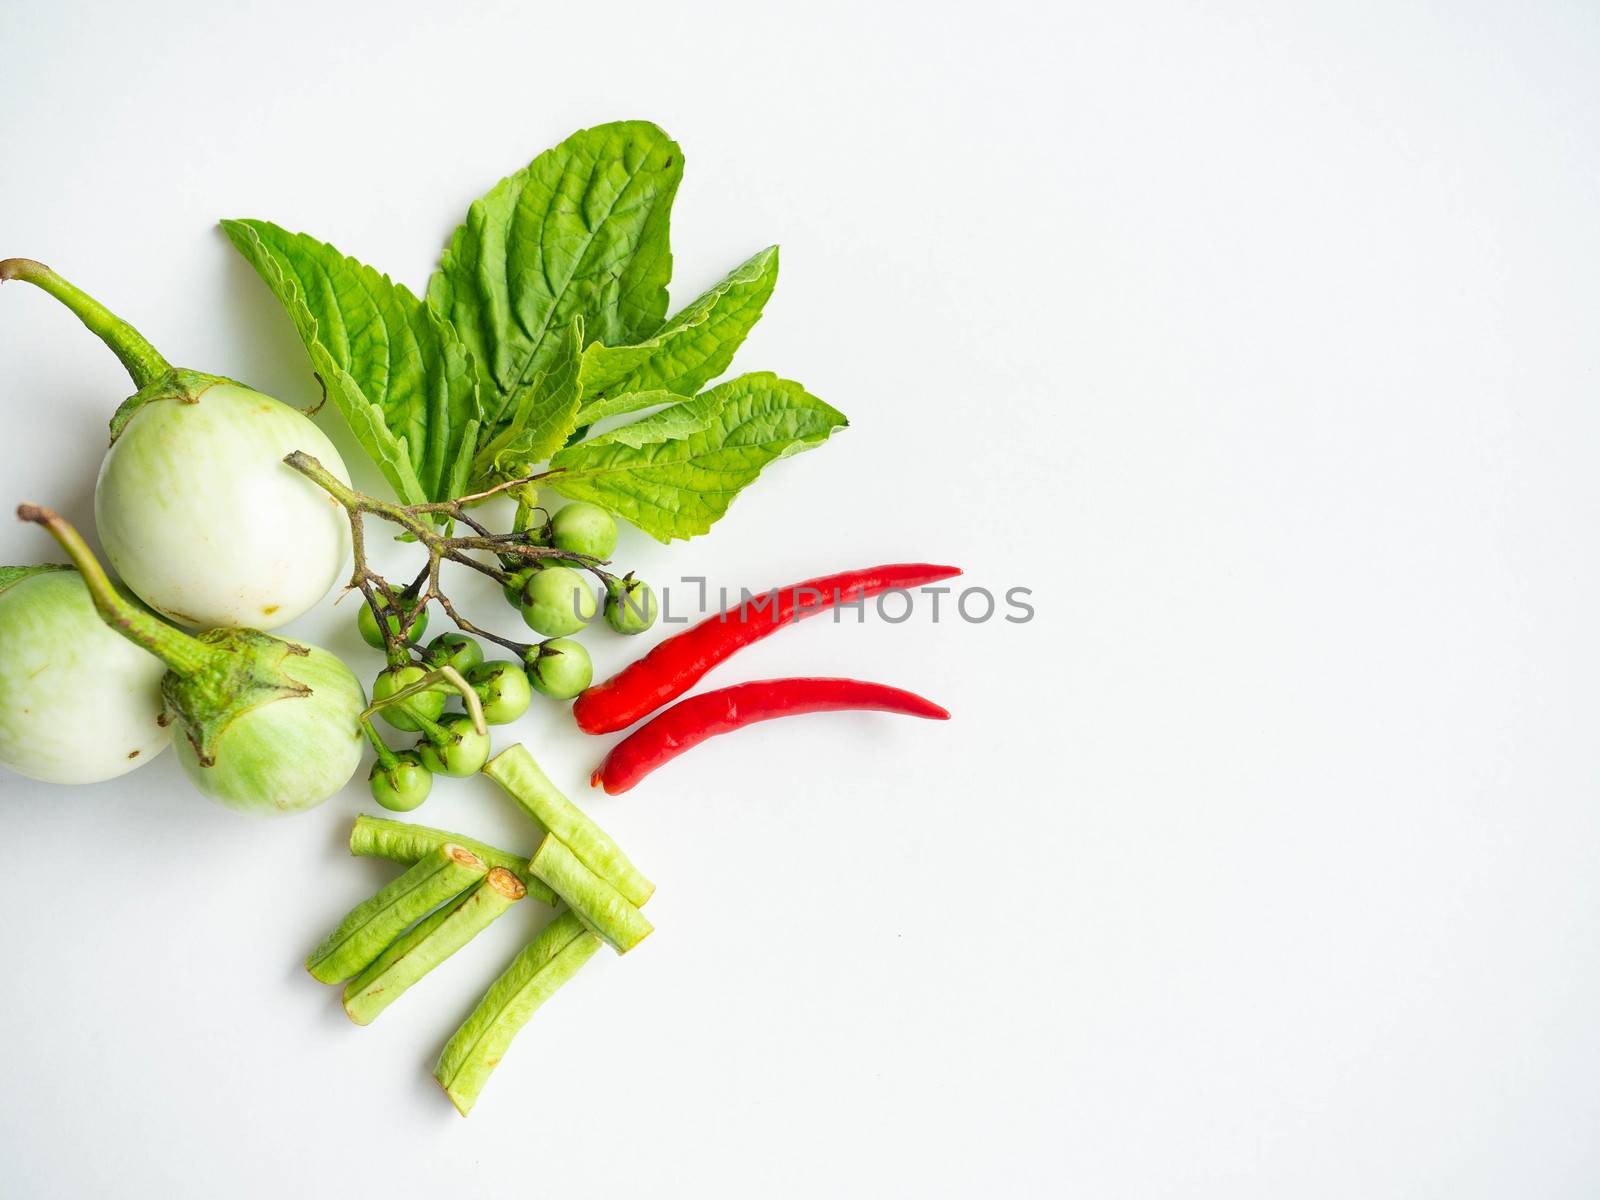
{"left": 351, "top": 499, "right": 661, "bottom": 813}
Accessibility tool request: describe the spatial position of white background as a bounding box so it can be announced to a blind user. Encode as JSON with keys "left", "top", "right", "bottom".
{"left": 2, "top": 1, "right": 1597, "bottom": 1195}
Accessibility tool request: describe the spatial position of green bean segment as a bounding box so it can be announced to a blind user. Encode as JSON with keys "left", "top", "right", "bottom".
{"left": 483, "top": 744, "right": 655, "bottom": 905}
{"left": 307, "top": 845, "right": 487, "bottom": 984}
{"left": 343, "top": 868, "right": 527, "bottom": 1025}
{"left": 529, "top": 835, "right": 653, "bottom": 954}
{"left": 347, "top": 814, "right": 556, "bottom": 906}
{"left": 434, "top": 912, "right": 602, "bottom": 1116}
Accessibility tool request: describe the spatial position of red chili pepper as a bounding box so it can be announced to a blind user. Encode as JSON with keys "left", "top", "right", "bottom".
{"left": 572, "top": 562, "right": 961, "bottom": 734}
{"left": 590, "top": 677, "right": 950, "bottom": 795}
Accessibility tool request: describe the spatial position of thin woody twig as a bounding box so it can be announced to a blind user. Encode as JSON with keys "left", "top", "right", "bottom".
{"left": 285, "top": 452, "right": 610, "bottom": 660}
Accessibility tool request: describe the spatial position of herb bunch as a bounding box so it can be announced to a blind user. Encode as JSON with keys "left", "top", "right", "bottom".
{"left": 224, "top": 121, "right": 846, "bottom": 543}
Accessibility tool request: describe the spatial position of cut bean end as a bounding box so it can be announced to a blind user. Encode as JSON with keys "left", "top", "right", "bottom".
{"left": 487, "top": 867, "right": 526, "bottom": 900}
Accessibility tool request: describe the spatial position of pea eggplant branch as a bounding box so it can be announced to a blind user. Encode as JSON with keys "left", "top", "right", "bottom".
{"left": 284, "top": 451, "right": 615, "bottom": 661}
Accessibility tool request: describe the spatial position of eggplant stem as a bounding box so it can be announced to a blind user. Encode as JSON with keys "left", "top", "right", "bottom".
{"left": 16, "top": 504, "right": 213, "bottom": 676}
{"left": 1, "top": 259, "right": 171, "bottom": 390}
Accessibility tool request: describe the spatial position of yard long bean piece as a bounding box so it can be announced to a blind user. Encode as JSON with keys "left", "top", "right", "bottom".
{"left": 343, "top": 868, "right": 528, "bottom": 1025}
{"left": 528, "top": 834, "right": 653, "bottom": 954}
{"left": 434, "top": 912, "right": 602, "bottom": 1116}
{"left": 307, "top": 845, "right": 487, "bottom": 984}
{"left": 483, "top": 744, "right": 655, "bottom": 905}
{"left": 348, "top": 814, "right": 556, "bottom": 906}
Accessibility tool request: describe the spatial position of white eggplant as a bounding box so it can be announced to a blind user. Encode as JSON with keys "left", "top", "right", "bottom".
{"left": 95, "top": 381, "right": 351, "bottom": 628}
{"left": 0, "top": 565, "right": 170, "bottom": 783}
{"left": 21, "top": 506, "right": 366, "bottom": 816}
{"left": 20, "top": 506, "right": 486, "bottom": 816}
{"left": 1, "top": 257, "right": 350, "bottom": 629}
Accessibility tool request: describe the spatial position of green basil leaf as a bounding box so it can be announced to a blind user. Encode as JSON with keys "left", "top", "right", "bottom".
{"left": 427, "top": 121, "right": 683, "bottom": 429}
{"left": 566, "top": 388, "right": 686, "bottom": 432}
{"left": 575, "top": 391, "right": 712, "bottom": 449}
{"left": 576, "top": 245, "right": 779, "bottom": 418}
{"left": 221, "top": 219, "right": 480, "bottom": 505}
{"left": 546, "top": 373, "right": 846, "bottom": 541}
{"left": 471, "top": 317, "right": 585, "bottom": 484}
